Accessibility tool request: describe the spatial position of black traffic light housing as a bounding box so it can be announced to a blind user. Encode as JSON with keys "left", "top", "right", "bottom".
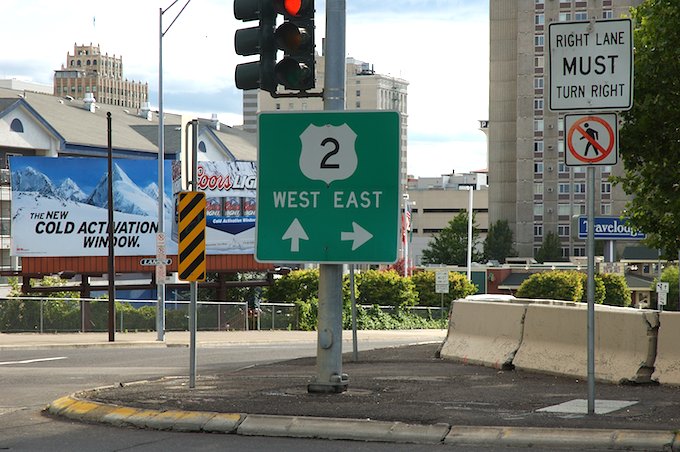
{"left": 234, "top": 0, "right": 277, "bottom": 94}
{"left": 273, "top": 0, "right": 315, "bottom": 91}
{"left": 234, "top": 0, "right": 316, "bottom": 96}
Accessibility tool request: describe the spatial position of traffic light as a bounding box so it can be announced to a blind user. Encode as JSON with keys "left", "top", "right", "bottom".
{"left": 234, "top": 0, "right": 277, "bottom": 94}
{"left": 234, "top": 0, "right": 315, "bottom": 95}
{"left": 273, "top": 0, "right": 315, "bottom": 91}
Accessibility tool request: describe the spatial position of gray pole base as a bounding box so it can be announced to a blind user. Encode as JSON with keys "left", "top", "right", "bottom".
{"left": 308, "top": 373, "right": 349, "bottom": 394}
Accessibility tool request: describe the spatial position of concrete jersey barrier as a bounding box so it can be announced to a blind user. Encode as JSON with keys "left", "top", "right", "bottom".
{"left": 652, "top": 312, "right": 680, "bottom": 385}
{"left": 439, "top": 300, "right": 527, "bottom": 369}
{"left": 512, "top": 304, "right": 658, "bottom": 384}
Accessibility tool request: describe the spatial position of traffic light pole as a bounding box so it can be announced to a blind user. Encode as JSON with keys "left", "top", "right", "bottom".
{"left": 307, "top": 0, "right": 348, "bottom": 394}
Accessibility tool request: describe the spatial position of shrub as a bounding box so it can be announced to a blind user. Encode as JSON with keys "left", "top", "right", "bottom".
{"left": 410, "top": 270, "right": 477, "bottom": 307}
{"left": 354, "top": 269, "right": 417, "bottom": 308}
{"left": 263, "top": 269, "right": 319, "bottom": 303}
{"left": 599, "top": 273, "right": 631, "bottom": 307}
{"left": 517, "top": 271, "right": 585, "bottom": 302}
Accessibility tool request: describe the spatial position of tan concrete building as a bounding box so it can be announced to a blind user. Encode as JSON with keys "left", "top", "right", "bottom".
{"left": 242, "top": 55, "right": 409, "bottom": 187}
{"left": 406, "top": 172, "right": 489, "bottom": 266}
{"left": 488, "top": 0, "right": 642, "bottom": 259}
{"left": 53, "top": 43, "right": 148, "bottom": 109}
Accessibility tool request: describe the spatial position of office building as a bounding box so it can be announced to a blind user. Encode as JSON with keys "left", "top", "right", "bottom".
{"left": 53, "top": 43, "right": 148, "bottom": 109}
{"left": 488, "top": 0, "right": 642, "bottom": 259}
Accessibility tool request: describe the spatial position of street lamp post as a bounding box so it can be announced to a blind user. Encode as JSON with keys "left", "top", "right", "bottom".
{"left": 157, "top": 0, "right": 192, "bottom": 341}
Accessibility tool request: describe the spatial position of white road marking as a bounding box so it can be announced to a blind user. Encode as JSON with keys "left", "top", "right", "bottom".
{"left": 0, "top": 356, "right": 67, "bottom": 366}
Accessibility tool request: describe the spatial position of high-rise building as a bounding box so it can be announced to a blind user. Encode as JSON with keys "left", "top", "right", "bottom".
{"left": 488, "top": 0, "right": 642, "bottom": 259}
{"left": 242, "top": 54, "right": 409, "bottom": 187}
{"left": 53, "top": 43, "right": 148, "bottom": 109}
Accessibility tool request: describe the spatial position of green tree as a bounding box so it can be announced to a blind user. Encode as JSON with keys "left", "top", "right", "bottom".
{"left": 655, "top": 265, "right": 679, "bottom": 311}
{"left": 421, "top": 210, "right": 482, "bottom": 265}
{"left": 599, "top": 273, "right": 632, "bottom": 307}
{"left": 484, "top": 219, "right": 517, "bottom": 263}
{"left": 262, "top": 269, "right": 319, "bottom": 303}
{"left": 612, "top": 0, "right": 680, "bottom": 255}
{"left": 535, "top": 231, "right": 563, "bottom": 263}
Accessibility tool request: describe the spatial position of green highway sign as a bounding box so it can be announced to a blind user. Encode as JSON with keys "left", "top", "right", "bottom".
{"left": 256, "top": 111, "right": 401, "bottom": 264}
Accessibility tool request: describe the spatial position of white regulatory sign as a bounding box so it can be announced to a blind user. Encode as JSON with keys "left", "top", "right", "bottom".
{"left": 548, "top": 19, "right": 633, "bottom": 111}
{"left": 656, "top": 282, "right": 669, "bottom": 293}
{"left": 564, "top": 114, "right": 617, "bottom": 166}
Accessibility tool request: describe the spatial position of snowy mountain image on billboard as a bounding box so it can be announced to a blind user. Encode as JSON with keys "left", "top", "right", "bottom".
{"left": 9, "top": 156, "right": 174, "bottom": 257}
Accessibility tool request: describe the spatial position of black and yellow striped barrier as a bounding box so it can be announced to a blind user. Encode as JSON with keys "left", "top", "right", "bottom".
{"left": 178, "top": 191, "right": 206, "bottom": 282}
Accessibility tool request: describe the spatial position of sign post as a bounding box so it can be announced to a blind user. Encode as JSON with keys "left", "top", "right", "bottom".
{"left": 548, "top": 18, "right": 633, "bottom": 416}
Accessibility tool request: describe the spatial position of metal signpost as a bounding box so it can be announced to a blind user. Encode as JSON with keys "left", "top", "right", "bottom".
{"left": 435, "top": 270, "right": 449, "bottom": 318}
{"left": 549, "top": 18, "right": 633, "bottom": 415}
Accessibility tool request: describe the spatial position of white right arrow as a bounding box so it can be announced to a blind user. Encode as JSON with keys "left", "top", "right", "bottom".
{"left": 282, "top": 218, "right": 309, "bottom": 252}
{"left": 341, "top": 222, "right": 373, "bottom": 251}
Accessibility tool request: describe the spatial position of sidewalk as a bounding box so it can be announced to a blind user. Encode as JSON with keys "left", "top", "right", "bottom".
{"left": 8, "top": 330, "right": 679, "bottom": 450}
{"left": 0, "top": 329, "right": 444, "bottom": 349}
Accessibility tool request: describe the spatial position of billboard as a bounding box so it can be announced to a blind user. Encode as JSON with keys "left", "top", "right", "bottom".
{"left": 9, "top": 156, "right": 256, "bottom": 257}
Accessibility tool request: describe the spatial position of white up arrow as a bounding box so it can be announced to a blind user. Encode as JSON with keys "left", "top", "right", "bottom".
{"left": 341, "top": 222, "right": 373, "bottom": 251}
{"left": 282, "top": 218, "right": 308, "bottom": 252}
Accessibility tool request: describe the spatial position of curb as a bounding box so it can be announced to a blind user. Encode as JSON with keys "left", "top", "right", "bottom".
{"left": 45, "top": 395, "right": 680, "bottom": 450}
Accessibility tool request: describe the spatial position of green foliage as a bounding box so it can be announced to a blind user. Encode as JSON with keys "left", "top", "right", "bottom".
{"left": 263, "top": 269, "right": 319, "bottom": 303}
{"left": 516, "top": 270, "right": 606, "bottom": 304}
{"left": 612, "top": 1, "right": 680, "bottom": 255}
{"left": 599, "top": 273, "right": 632, "bottom": 307}
{"left": 484, "top": 219, "right": 517, "bottom": 263}
{"left": 410, "top": 270, "right": 477, "bottom": 307}
{"left": 421, "top": 210, "right": 483, "bottom": 265}
{"left": 354, "top": 269, "right": 417, "bottom": 308}
{"left": 343, "top": 304, "right": 446, "bottom": 330}
{"left": 294, "top": 298, "right": 319, "bottom": 331}
{"left": 535, "top": 231, "right": 564, "bottom": 263}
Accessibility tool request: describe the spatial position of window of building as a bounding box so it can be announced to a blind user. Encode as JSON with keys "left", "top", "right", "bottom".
{"left": 535, "top": 56, "right": 544, "bottom": 68}
{"left": 535, "top": 0, "right": 544, "bottom": 4}
{"left": 534, "top": 182, "right": 544, "bottom": 195}
{"left": 573, "top": 166, "right": 586, "bottom": 173}
{"left": 275, "top": 103, "right": 281, "bottom": 110}
{"left": 559, "top": 162, "right": 568, "bottom": 173}
{"left": 535, "top": 34, "right": 544, "bottom": 47}
{"left": 558, "top": 117, "right": 564, "bottom": 132}
{"left": 601, "top": 182, "right": 611, "bottom": 194}
{"left": 602, "top": 10, "right": 613, "bottom": 19}
{"left": 558, "top": 183, "right": 570, "bottom": 194}
{"left": 559, "top": 13, "right": 571, "bottom": 22}
{"left": 558, "top": 204, "right": 571, "bottom": 216}
{"left": 534, "top": 98, "right": 544, "bottom": 110}
{"left": 601, "top": 203, "right": 612, "bottom": 215}
{"left": 558, "top": 225, "right": 570, "bottom": 236}
{"left": 574, "top": 182, "right": 586, "bottom": 193}
{"left": 535, "top": 14, "right": 545, "bottom": 25}
{"left": 561, "top": 247, "right": 570, "bottom": 259}
{"left": 534, "top": 203, "right": 544, "bottom": 216}
{"left": 573, "top": 247, "right": 586, "bottom": 257}
{"left": 356, "top": 90, "right": 360, "bottom": 97}
{"left": 10, "top": 118, "right": 24, "bottom": 133}
{"left": 534, "top": 161, "right": 544, "bottom": 174}
{"left": 356, "top": 101, "right": 361, "bottom": 108}
{"left": 578, "top": 204, "right": 586, "bottom": 215}
{"left": 534, "top": 119, "right": 544, "bottom": 132}
{"left": 534, "top": 77, "right": 544, "bottom": 89}
{"left": 534, "top": 224, "right": 543, "bottom": 237}
{"left": 575, "top": 11, "right": 588, "bottom": 20}
{"left": 558, "top": 140, "right": 565, "bottom": 154}
{"left": 534, "top": 141, "right": 544, "bottom": 153}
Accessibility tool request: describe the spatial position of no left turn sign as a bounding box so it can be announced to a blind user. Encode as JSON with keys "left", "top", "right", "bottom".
{"left": 565, "top": 113, "right": 618, "bottom": 166}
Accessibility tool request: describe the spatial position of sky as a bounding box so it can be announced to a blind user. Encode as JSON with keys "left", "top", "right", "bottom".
{"left": 0, "top": 0, "right": 490, "bottom": 178}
